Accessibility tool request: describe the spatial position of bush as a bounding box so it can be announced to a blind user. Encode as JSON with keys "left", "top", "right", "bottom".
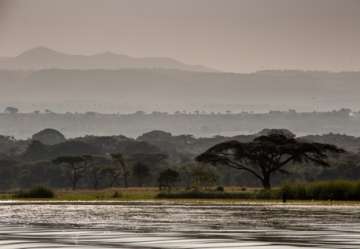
{"left": 216, "top": 186, "right": 224, "bottom": 192}
{"left": 157, "top": 180, "right": 360, "bottom": 201}
{"left": 255, "top": 189, "right": 279, "bottom": 199}
{"left": 112, "top": 191, "right": 122, "bottom": 198}
{"left": 14, "top": 186, "right": 55, "bottom": 198}
{"left": 157, "top": 191, "right": 253, "bottom": 199}
{"left": 280, "top": 180, "right": 360, "bottom": 201}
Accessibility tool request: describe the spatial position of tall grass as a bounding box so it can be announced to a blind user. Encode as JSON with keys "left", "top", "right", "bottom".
{"left": 157, "top": 191, "right": 253, "bottom": 199}
{"left": 281, "top": 180, "right": 360, "bottom": 200}
{"left": 7, "top": 183, "right": 360, "bottom": 201}
{"left": 158, "top": 181, "right": 360, "bottom": 201}
{"left": 56, "top": 187, "right": 158, "bottom": 201}
{"left": 157, "top": 189, "right": 279, "bottom": 199}
{"left": 14, "top": 186, "right": 55, "bottom": 198}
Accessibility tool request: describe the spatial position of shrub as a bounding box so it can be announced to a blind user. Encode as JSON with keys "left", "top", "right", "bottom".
{"left": 157, "top": 191, "right": 253, "bottom": 199}
{"left": 158, "top": 180, "right": 360, "bottom": 201}
{"left": 255, "top": 189, "right": 279, "bottom": 199}
{"left": 14, "top": 186, "right": 55, "bottom": 198}
{"left": 112, "top": 191, "right": 122, "bottom": 198}
{"left": 216, "top": 186, "right": 224, "bottom": 192}
{"left": 280, "top": 180, "right": 360, "bottom": 201}
{"left": 281, "top": 182, "right": 307, "bottom": 199}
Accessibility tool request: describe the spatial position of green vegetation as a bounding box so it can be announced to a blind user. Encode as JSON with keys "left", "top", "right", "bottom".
{"left": 2, "top": 182, "right": 360, "bottom": 202}
{"left": 1, "top": 128, "right": 360, "bottom": 203}
{"left": 157, "top": 188, "right": 276, "bottom": 200}
{"left": 281, "top": 180, "right": 360, "bottom": 201}
{"left": 14, "top": 186, "right": 55, "bottom": 198}
{"left": 55, "top": 188, "right": 157, "bottom": 201}
{"left": 196, "top": 133, "right": 344, "bottom": 189}
{"left": 9, "top": 187, "right": 156, "bottom": 201}
{"left": 157, "top": 191, "right": 253, "bottom": 199}
{"left": 158, "top": 168, "right": 180, "bottom": 191}
{"left": 158, "top": 181, "right": 360, "bottom": 201}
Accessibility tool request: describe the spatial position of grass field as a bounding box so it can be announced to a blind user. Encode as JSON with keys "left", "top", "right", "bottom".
{"left": 2, "top": 182, "right": 360, "bottom": 204}
{"left": 0, "top": 187, "right": 257, "bottom": 201}
{"left": 0, "top": 187, "right": 159, "bottom": 201}
{"left": 56, "top": 187, "right": 159, "bottom": 201}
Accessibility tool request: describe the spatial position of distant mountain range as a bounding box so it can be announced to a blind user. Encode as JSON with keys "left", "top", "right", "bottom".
{"left": 0, "top": 47, "right": 218, "bottom": 72}
{"left": 1, "top": 47, "right": 360, "bottom": 114}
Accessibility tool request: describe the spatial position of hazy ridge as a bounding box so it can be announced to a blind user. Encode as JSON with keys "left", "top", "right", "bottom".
{"left": 1, "top": 68, "right": 360, "bottom": 113}
{"left": 0, "top": 47, "right": 217, "bottom": 72}
{"left": 0, "top": 109, "right": 358, "bottom": 139}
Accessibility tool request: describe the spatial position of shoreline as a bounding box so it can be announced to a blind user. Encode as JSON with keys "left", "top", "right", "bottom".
{"left": 1, "top": 199, "right": 360, "bottom": 206}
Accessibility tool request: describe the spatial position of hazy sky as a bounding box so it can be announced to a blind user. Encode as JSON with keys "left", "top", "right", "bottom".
{"left": 0, "top": 0, "right": 359, "bottom": 72}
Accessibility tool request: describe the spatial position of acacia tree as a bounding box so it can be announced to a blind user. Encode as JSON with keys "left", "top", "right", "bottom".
{"left": 129, "top": 153, "right": 167, "bottom": 187}
{"left": 190, "top": 165, "right": 218, "bottom": 191}
{"left": 158, "top": 168, "right": 179, "bottom": 191}
{"left": 52, "top": 156, "right": 86, "bottom": 190}
{"left": 132, "top": 162, "right": 150, "bottom": 187}
{"left": 83, "top": 155, "right": 108, "bottom": 189}
{"left": 110, "top": 153, "right": 129, "bottom": 188}
{"left": 196, "top": 134, "right": 344, "bottom": 189}
{"left": 4, "top": 106, "right": 18, "bottom": 114}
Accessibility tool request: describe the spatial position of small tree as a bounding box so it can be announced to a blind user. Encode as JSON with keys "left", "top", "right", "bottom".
{"left": 190, "top": 165, "right": 218, "bottom": 191}
{"left": 110, "top": 153, "right": 129, "bottom": 188}
{"left": 83, "top": 155, "right": 108, "bottom": 189}
{"left": 132, "top": 162, "right": 150, "bottom": 186}
{"left": 196, "top": 134, "right": 344, "bottom": 189}
{"left": 52, "top": 156, "right": 86, "bottom": 190}
{"left": 158, "top": 168, "right": 179, "bottom": 191}
{"left": 4, "top": 106, "right": 18, "bottom": 114}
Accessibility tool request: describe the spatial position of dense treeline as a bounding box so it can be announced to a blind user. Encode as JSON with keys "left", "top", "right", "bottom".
{"left": 1, "top": 108, "right": 360, "bottom": 139}
{"left": 0, "top": 128, "right": 360, "bottom": 191}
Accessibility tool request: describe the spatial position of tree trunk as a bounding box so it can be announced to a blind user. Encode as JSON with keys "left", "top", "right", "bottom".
{"left": 123, "top": 173, "right": 129, "bottom": 188}
{"left": 262, "top": 174, "right": 271, "bottom": 190}
{"left": 93, "top": 177, "right": 99, "bottom": 189}
{"left": 121, "top": 164, "right": 129, "bottom": 188}
{"left": 72, "top": 177, "right": 77, "bottom": 190}
{"left": 72, "top": 166, "right": 77, "bottom": 190}
{"left": 110, "top": 176, "right": 118, "bottom": 187}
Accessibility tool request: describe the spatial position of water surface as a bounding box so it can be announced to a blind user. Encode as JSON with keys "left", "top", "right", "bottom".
{"left": 0, "top": 201, "right": 359, "bottom": 248}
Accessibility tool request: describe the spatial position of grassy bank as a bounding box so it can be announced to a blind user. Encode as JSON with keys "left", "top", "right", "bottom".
{"left": 157, "top": 189, "right": 272, "bottom": 199}
{"left": 3, "top": 181, "right": 360, "bottom": 202}
{"left": 0, "top": 187, "right": 269, "bottom": 202}
{"left": 56, "top": 187, "right": 158, "bottom": 201}
{"left": 158, "top": 181, "right": 360, "bottom": 201}
{"left": 281, "top": 180, "right": 360, "bottom": 201}
{"left": 0, "top": 187, "right": 159, "bottom": 201}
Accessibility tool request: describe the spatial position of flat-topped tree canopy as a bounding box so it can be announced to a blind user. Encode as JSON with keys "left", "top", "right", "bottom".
{"left": 196, "top": 133, "right": 345, "bottom": 189}
{"left": 32, "top": 128, "right": 66, "bottom": 145}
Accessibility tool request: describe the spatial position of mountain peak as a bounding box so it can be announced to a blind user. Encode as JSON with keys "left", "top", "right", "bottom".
{"left": 17, "top": 46, "right": 63, "bottom": 58}
{"left": 3, "top": 47, "right": 218, "bottom": 72}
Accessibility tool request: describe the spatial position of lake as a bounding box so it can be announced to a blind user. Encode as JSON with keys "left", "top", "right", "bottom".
{"left": 0, "top": 201, "right": 360, "bottom": 248}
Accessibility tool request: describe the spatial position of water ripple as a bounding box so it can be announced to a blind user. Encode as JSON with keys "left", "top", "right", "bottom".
{"left": 0, "top": 203, "right": 359, "bottom": 248}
